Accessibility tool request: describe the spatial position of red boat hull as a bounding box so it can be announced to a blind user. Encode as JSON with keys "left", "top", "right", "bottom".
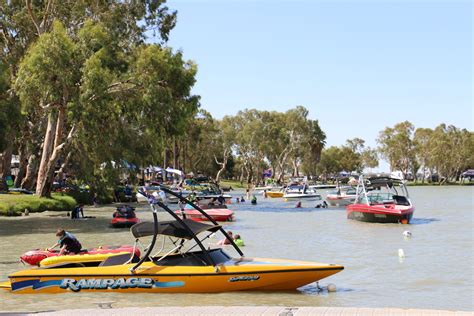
{"left": 111, "top": 217, "right": 140, "bottom": 228}
{"left": 175, "top": 209, "right": 234, "bottom": 222}
{"left": 346, "top": 203, "right": 414, "bottom": 224}
{"left": 20, "top": 245, "right": 140, "bottom": 266}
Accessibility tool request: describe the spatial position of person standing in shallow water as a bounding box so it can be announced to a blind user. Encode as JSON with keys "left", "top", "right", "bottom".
{"left": 233, "top": 234, "right": 245, "bottom": 247}
{"left": 251, "top": 195, "right": 257, "bottom": 205}
{"left": 218, "top": 231, "right": 233, "bottom": 245}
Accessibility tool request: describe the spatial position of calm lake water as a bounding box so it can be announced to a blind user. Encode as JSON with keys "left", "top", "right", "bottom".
{"left": 0, "top": 186, "right": 472, "bottom": 312}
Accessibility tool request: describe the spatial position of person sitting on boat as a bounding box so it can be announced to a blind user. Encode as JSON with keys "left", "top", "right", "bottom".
{"left": 48, "top": 229, "right": 82, "bottom": 255}
{"left": 217, "top": 231, "right": 233, "bottom": 245}
{"left": 240, "top": 196, "right": 245, "bottom": 202}
{"left": 233, "top": 234, "right": 245, "bottom": 247}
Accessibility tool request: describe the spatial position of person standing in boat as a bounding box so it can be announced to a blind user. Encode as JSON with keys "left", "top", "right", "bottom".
{"left": 48, "top": 229, "right": 82, "bottom": 255}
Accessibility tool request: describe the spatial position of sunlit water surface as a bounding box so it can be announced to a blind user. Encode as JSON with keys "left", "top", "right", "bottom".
{"left": 0, "top": 186, "right": 472, "bottom": 312}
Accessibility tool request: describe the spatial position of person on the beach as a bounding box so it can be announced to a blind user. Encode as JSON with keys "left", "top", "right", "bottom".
{"left": 48, "top": 229, "right": 82, "bottom": 255}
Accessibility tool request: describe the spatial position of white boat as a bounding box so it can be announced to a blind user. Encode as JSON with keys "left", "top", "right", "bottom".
{"left": 283, "top": 185, "right": 322, "bottom": 201}
{"left": 326, "top": 186, "right": 357, "bottom": 206}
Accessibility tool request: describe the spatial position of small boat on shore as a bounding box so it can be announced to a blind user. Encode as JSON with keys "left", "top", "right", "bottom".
{"left": 1, "top": 187, "right": 343, "bottom": 294}
{"left": 20, "top": 245, "right": 140, "bottom": 266}
{"left": 111, "top": 205, "right": 140, "bottom": 228}
{"left": 346, "top": 176, "right": 414, "bottom": 224}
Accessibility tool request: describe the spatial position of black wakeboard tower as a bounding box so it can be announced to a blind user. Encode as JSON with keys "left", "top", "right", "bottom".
{"left": 132, "top": 186, "right": 243, "bottom": 273}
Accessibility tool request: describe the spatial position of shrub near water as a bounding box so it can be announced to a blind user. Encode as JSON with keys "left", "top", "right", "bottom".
{"left": 0, "top": 194, "right": 76, "bottom": 216}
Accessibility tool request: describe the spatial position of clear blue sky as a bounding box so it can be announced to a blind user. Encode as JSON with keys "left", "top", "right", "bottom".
{"left": 163, "top": 0, "right": 472, "bottom": 170}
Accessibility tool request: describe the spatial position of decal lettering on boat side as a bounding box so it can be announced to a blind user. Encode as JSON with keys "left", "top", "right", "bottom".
{"left": 59, "top": 277, "right": 154, "bottom": 292}
{"left": 228, "top": 275, "right": 260, "bottom": 282}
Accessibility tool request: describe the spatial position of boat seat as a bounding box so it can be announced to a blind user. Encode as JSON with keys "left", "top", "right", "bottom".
{"left": 392, "top": 195, "right": 410, "bottom": 206}
{"left": 99, "top": 253, "right": 140, "bottom": 266}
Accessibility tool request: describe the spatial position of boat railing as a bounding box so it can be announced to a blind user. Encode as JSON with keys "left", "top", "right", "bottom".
{"left": 133, "top": 187, "right": 243, "bottom": 272}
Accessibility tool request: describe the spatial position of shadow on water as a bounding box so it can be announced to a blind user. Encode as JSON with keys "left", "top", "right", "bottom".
{"left": 410, "top": 218, "right": 440, "bottom": 225}
{"left": 0, "top": 217, "right": 127, "bottom": 237}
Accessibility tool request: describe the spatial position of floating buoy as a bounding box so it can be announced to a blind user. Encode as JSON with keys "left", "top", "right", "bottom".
{"left": 327, "top": 283, "right": 337, "bottom": 292}
{"left": 398, "top": 248, "right": 405, "bottom": 258}
{"left": 403, "top": 231, "right": 412, "bottom": 238}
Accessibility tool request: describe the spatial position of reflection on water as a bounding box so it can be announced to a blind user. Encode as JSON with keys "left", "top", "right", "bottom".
{"left": 0, "top": 186, "right": 472, "bottom": 312}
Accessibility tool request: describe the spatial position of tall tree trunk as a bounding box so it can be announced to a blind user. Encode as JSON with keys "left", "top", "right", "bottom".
{"left": 57, "top": 150, "right": 72, "bottom": 183}
{"left": 0, "top": 144, "right": 13, "bottom": 178}
{"left": 214, "top": 149, "right": 229, "bottom": 183}
{"left": 292, "top": 158, "right": 299, "bottom": 178}
{"left": 183, "top": 141, "right": 187, "bottom": 174}
{"left": 14, "top": 147, "right": 28, "bottom": 187}
{"left": 37, "top": 106, "right": 69, "bottom": 197}
{"left": 22, "top": 154, "right": 38, "bottom": 190}
{"left": 36, "top": 111, "right": 56, "bottom": 195}
{"left": 173, "top": 138, "right": 178, "bottom": 169}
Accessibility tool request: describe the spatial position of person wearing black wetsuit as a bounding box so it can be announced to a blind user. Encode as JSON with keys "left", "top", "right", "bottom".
{"left": 48, "top": 229, "right": 82, "bottom": 255}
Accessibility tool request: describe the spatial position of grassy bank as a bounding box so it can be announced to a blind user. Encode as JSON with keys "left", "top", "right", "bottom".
{"left": 0, "top": 193, "right": 76, "bottom": 216}
{"left": 219, "top": 180, "right": 246, "bottom": 189}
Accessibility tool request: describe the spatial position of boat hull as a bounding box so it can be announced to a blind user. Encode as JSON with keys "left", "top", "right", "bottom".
{"left": 283, "top": 194, "right": 322, "bottom": 200}
{"left": 20, "top": 246, "right": 140, "bottom": 266}
{"left": 346, "top": 204, "right": 414, "bottom": 224}
{"left": 3, "top": 258, "right": 343, "bottom": 294}
{"left": 175, "top": 209, "right": 234, "bottom": 222}
{"left": 111, "top": 218, "right": 140, "bottom": 228}
{"left": 266, "top": 192, "right": 284, "bottom": 198}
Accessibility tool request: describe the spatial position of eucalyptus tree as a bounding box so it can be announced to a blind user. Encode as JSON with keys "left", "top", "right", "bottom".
{"left": 214, "top": 116, "right": 237, "bottom": 183}
{"left": 299, "top": 118, "right": 326, "bottom": 177}
{"left": 227, "top": 109, "right": 266, "bottom": 185}
{"left": 183, "top": 110, "right": 218, "bottom": 174}
{"left": 1, "top": 0, "right": 177, "bottom": 176}
{"left": 413, "top": 128, "right": 434, "bottom": 182}
{"left": 377, "top": 121, "right": 416, "bottom": 178}
{"left": 428, "top": 124, "right": 473, "bottom": 182}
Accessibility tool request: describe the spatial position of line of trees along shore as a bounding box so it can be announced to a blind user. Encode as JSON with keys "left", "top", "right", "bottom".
{"left": 0, "top": 2, "right": 472, "bottom": 200}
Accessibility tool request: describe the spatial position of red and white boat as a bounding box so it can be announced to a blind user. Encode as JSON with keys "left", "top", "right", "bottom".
{"left": 175, "top": 205, "right": 234, "bottom": 222}
{"left": 111, "top": 205, "right": 140, "bottom": 228}
{"left": 346, "top": 176, "right": 414, "bottom": 224}
{"left": 20, "top": 245, "right": 140, "bottom": 266}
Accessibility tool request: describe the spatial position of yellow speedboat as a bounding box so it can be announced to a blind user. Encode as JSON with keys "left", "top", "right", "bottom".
{"left": 266, "top": 191, "right": 284, "bottom": 198}
{"left": 1, "top": 188, "right": 343, "bottom": 294}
